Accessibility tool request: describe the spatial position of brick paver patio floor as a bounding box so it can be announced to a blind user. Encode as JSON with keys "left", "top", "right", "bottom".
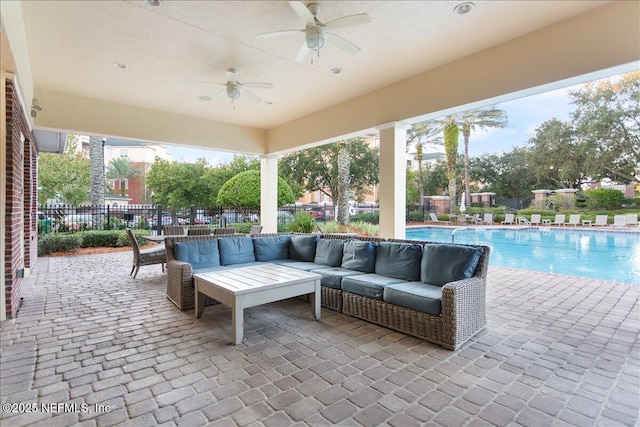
{"left": 1, "top": 251, "right": 638, "bottom": 426}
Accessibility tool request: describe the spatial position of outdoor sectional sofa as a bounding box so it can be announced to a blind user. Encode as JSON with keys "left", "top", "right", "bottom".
{"left": 164, "top": 233, "right": 490, "bottom": 350}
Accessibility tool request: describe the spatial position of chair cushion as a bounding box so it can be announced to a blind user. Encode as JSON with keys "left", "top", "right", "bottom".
{"left": 310, "top": 267, "right": 365, "bottom": 289}
{"left": 290, "top": 234, "right": 320, "bottom": 262}
{"left": 253, "top": 235, "right": 292, "bottom": 262}
{"left": 342, "top": 274, "right": 407, "bottom": 300}
{"left": 421, "top": 243, "right": 483, "bottom": 286}
{"left": 383, "top": 282, "right": 442, "bottom": 315}
{"left": 174, "top": 240, "right": 220, "bottom": 270}
{"left": 375, "top": 242, "right": 422, "bottom": 281}
{"left": 314, "top": 239, "right": 344, "bottom": 266}
{"left": 341, "top": 240, "right": 377, "bottom": 273}
{"left": 218, "top": 236, "right": 256, "bottom": 266}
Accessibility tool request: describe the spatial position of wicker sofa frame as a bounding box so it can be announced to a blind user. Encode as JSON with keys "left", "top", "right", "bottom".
{"left": 164, "top": 233, "right": 489, "bottom": 350}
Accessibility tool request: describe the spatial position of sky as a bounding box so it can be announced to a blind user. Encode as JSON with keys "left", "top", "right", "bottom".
{"left": 165, "top": 81, "right": 582, "bottom": 164}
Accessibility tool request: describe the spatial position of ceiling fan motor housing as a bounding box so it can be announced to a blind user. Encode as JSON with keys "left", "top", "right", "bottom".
{"left": 226, "top": 82, "right": 241, "bottom": 99}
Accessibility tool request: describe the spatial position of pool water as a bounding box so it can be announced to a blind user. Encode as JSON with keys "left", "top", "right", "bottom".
{"left": 406, "top": 227, "right": 640, "bottom": 285}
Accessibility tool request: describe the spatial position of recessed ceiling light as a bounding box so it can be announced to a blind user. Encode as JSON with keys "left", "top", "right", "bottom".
{"left": 199, "top": 95, "right": 212, "bottom": 101}
{"left": 143, "top": 0, "right": 162, "bottom": 7}
{"left": 454, "top": 2, "right": 474, "bottom": 15}
{"left": 329, "top": 68, "right": 343, "bottom": 75}
{"left": 113, "top": 62, "right": 127, "bottom": 69}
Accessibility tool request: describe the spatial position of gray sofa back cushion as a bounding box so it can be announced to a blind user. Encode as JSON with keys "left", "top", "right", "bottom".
{"left": 174, "top": 240, "right": 220, "bottom": 270}
{"left": 341, "top": 240, "right": 378, "bottom": 273}
{"left": 253, "top": 235, "right": 292, "bottom": 261}
{"left": 290, "top": 234, "right": 320, "bottom": 262}
{"left": 421, "top": 243, "right": 483, "bottom": 286}
{"left": 218, "top": 236, "right": 256, "bottom": 265}
{"left": 314, "top": 239, "right": 345, "bottom": 266}
{"left": 375, "top": 242, "right": 422, "bottom": 281}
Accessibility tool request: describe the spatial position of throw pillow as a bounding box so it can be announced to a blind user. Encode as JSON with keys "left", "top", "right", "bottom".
{"left": 375, "top": 242, "right": 422, "bottom": 281}
{"left": 421, "top": 243, "right": 483, "bottom": 286}
{"left": 253, "top": 235, "right": 292, "bottom": 261}
{"left": 341, "top": 240, "right": 377, "bottom": 273}
{"left": 314, "top": 239, "right": 344, "bottom": 266}
{"left": 174, "top": 240, "right": 220, "bottom": 270}
{"left": 290, "top": 234, "right": 320, "bottom": 262}
{"left": 218, "top": 236, "right": 256, "bottom": 265}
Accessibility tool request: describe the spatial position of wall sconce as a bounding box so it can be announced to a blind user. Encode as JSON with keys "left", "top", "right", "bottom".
{"left": 31, "top": 98, "right": 43, "bottom": 118}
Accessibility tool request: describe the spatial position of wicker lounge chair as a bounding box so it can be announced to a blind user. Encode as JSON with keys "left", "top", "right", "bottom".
{"left": 213, "top": 227, "right": 236, "bottom": 235}
{"left": 187, "top": 225, "right": 212, "bottom": 235}
{"left": 163, "top": 225, "right": 185, "bottom": 235}
{"left": 249, "top": 225, "right": 263, "bottom": 235}
{"left": 125, "top": 228, "right": 166, "bottom": 279}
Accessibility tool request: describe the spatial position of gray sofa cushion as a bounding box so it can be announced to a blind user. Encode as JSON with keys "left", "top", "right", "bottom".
{"left": 421, "top": 243, "right": 483, "bottom": 286}
{"left": 314, "top": 239, "right": 344, "bottom": 266}
{"left": 218, "top": 236, "right": 256, "bottom": 266}
{"left": 342, "top": 274, "right": 407, "bottom": 300}
{"left": 310, "top": 266, "right": 366, "bottom": 289}
{"left": 341, "top": 240, "right": 377, "bottom": 273}
{"left": 375, "top": 242, "right": 422, "bottom": 281}
{"left": 253, "top": 235, "right": 292, "bottom": 261}
{"left": 383, "top": 282, "right": 442, "bottom": 315}
{"left": 281, "top": 261, "right": 319, "bottom": 271}
{"left": 290, "top": 234, "right": 320, "bottom": 262}
{"left": 174, "top": 240, "right": 220, "bottom": 270}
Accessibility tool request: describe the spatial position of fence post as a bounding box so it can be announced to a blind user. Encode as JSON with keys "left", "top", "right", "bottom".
{"left": 190, "top": 204, "right": 196, "bottom": 225}
{"left": 106, "top": 205, "right": 110, "bottom": 230}
{"left": 156, "top": 204, "right": 163, "bottom": 235}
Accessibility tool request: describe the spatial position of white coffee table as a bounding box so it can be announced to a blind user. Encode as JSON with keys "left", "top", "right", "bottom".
{"left": 194, "top": 264, "right": 321, "bottom": 344}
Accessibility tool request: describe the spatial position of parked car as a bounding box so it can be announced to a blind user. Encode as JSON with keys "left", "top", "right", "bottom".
{"left": 149, "top": 213, "right": 173, "bottom": 230}
{"left": 308, "top": 207, "right": 325, "bottom": 220}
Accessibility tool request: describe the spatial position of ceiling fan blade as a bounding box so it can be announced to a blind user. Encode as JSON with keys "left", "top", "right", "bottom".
{"left": 325, "top": 13, "right": 371, "bottom": 30}
{"left": 211, "top": 88, "right": 227, "bottom": 100}
{"left": 289, "top": 1, "right": 315, "bottom": 25}
{"left": 242, "top": 88, "right": 262, "bottom": 103}
{"left": 256, "top": 29, "right": 304, "bottom": 39}
{"left": 326, "top": 33, "right": 361, "bottom": 55}
{"left": 242, "top": 82, "right": 274, "bottom": 89}
{"left": 295, "top": 40, "right": 311, "bottom": 62}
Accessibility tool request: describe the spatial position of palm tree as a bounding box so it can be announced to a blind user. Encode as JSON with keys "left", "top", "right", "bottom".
{"left": 407, "top": 122, "right": 441, "bottom": 206}
{"left": 336, "top": 140, "right": 351, "bottom": 226}
{"left": 458, "top": 106, "right": 508, "bottom": 202}
{"left": 107, "top": 158, "right": 139, "bottom": 197}
{"left": 89, "top": 136, "right": 105, "bottom": 207}
{"left": 443, "top": 117, "right": 459, "bottom": 215}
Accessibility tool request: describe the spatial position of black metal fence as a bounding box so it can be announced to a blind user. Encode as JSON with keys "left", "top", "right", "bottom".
{"left": 37, "top": 203, "right": 385, "bottom": 234}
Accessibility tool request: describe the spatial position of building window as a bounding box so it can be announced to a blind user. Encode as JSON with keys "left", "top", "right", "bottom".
{"left": 120, "top": 149, "right": 128, "bottom": 158}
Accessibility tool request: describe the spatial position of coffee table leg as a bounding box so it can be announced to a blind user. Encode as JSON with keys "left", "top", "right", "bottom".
{"left": 232, "top": 298, "right": 244, "bottom": 345}
{"left": 311, "top": 279, "right": 321, "bottom": 320}
{"left": 195, "top": 281, "right": 204, "bottom": 318}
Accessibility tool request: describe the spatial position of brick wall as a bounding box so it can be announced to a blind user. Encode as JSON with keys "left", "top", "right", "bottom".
{"left": 4, "top": 79, "right": 37, "bottom": 318}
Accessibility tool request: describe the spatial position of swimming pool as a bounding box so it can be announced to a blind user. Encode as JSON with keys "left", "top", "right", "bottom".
{"left": 406, "top": 227, "right": 640, "bottom": 285}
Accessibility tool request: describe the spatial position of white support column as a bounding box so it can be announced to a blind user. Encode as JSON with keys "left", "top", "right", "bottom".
{"left": 260, "top": 155, "right": 279, "bottom": 233}
{"left": 376, "top": 122, "right": 410, "bottom": 239}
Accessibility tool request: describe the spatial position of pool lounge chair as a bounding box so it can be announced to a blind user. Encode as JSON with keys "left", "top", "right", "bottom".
{"left": 530, "top": 214, "right": 541, "bottom": 225}
{"left": 429, "top": 212, "right": 450, "bottom": 225}
{"left": 593, "top": 215, "right": 608, "bottom": 227}
{"left": 626, "top": 213, "right": 638, "bottom": 228}
{"left": 551, "top": 214, "right": 566, "bottom": 226}
{"left": 612, "top": 215, "right": 627, "bottom": 229}
{"left": 501, "top": 213, "right": 515, "bottom": 225}
{"left": 568, "top": 214, "right": 581, "bottom": 226}
{"left": 482, "top": 213, "right": 494, "bottom": 225}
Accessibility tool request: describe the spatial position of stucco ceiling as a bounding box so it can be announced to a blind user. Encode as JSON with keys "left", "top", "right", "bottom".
{"left": 20, "top": 1, "right": 608, "bottom": 131}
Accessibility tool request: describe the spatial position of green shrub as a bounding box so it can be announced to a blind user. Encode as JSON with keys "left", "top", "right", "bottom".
{"left": 288, "top": 212, "right": 318, "bottom": 233}
{"left": 318, "top": 221, "right": 340, "bottom": 233}
{"left": 80, "top": 230, "right": 122, "bottom": 247}
{"left": 38, "top": 234, "right": 83, "bottom": 256}
{"left": 350, "top": 221, "right": 379, "bottom": 236}
{"left": 584, "top": 188, "right": 626, "bottom": 210}
{"left": 350, "top": 211, "right": 379, "bottom": 224}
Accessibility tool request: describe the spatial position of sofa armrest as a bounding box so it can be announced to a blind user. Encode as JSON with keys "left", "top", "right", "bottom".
{"left": 440, "top": 275, "right": 487, "bottom": 348}
{"left": 166, "top": 259, "right": 195, "bottom": 310}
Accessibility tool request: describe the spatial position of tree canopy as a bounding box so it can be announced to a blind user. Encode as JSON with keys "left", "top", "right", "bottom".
{"left": 38, "top": 136, "right": 90, "bottom": 205}
{"left": 279, "top": 139, "right": 379, "bottom": 203}
{"left": 146, "top": 158, "right": 214, "bottom": 208}
{"left": 216, "top": 170, "right": 295, "bottom": 208}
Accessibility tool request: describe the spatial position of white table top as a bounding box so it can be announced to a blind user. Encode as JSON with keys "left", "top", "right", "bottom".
{"left": 194, "top": 264, "right": 321, "bottom": 296}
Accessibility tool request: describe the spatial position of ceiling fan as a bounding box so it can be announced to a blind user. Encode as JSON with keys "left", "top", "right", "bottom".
{"left": 257, "top": 1, "right": 371, "bottom": 63}
{"left": 203, "top": 68, "right": 274, "bottom": 107}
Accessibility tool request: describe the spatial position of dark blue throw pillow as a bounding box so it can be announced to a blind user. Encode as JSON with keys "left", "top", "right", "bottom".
{"left": 253, "top": 235, "right": 292, "bottom": 261}
{"left": 421, "top": 243, "right": 483, "bottom": 286}
{"left": 375, "top": 242, "right": 422, "bottom": 281}
{"left": 341, "top": 240, "right": 377, "bottom": 273}
{"left": 218, "top": 236, "right": 256, "bottom": 265}
{"left": 174, "top": 240, "right": 220, "bottom": 270}
{"left": 314, "top": 239, "right": 344, "bottom": 266}
{"left": 290, "top": 234, "right": 320, "bottom": 262}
